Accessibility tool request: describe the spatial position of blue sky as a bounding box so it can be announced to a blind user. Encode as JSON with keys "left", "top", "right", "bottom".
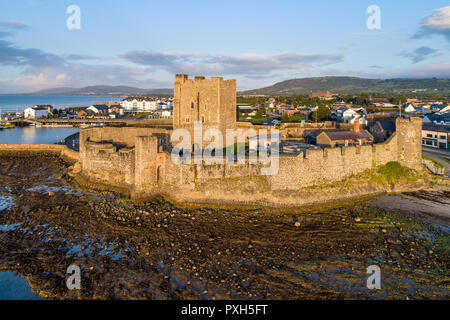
{"left": 0, "top": 0, "right": 449, "bottom": 92}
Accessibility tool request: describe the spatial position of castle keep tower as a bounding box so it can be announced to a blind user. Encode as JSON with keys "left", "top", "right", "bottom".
{"left": 173, "top": 74, "right": 237, "bottom": 146}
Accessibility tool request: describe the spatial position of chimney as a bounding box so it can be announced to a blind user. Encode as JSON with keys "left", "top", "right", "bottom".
{"left": 353, "top": 120, "right": 360, "bottom": 132}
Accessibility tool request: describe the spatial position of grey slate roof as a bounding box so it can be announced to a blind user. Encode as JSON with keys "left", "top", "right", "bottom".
{"left": 323, "top": 130, "right": 373, "bottom": 141}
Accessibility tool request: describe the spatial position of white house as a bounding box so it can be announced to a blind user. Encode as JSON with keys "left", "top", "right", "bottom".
{"left": 157, "top": 101, "right": 168, "bottom": 110}
{"left": 404, "top": 104, "right": 416, "bottom": 113}
{"left": 342, "top": 108, "right": 358, "bottom": 123}
{"left": 158, "top": 100, "right": 173, "bottom": 110}
{"left": 24, "top": 105, "right": 52, "bottom": 119}
{"left": 147, "top": 101, "right": 159, "bottom": 110}
{"left": 87, "top": 104, "right": 109, "bottom": 114}
{"left": 380, "top": 103, "right": 397, "bottom": 108}
{"left": 120, "top": 100, "right": 134, "bottom": 110}
{"left": 153, "top": 109, "right": 172, "bottom": 118}
{"left": 349, "top": 115, "right": 368, "bottom": 125}
{"left": 161, "top": 110, "right": 172, "bottom": 117}
{"left": 441, "top": 105, "right": 450, "bottom": 113}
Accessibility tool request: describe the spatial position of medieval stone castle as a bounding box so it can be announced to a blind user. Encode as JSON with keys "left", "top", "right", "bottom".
{"left": 77, "top": 75, "right": 423, "bottom": 207}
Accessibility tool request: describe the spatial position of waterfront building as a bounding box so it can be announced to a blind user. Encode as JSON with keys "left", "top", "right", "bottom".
{"left": 24, "top": 105, "right": 53, "bottom": 119}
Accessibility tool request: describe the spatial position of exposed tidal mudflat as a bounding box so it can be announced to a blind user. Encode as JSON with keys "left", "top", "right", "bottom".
{"left": 0, "top": 152, "right": 448, "bottom": 299}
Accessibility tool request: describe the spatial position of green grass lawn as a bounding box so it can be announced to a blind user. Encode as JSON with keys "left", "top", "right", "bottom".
{"left": 372, "top": 161, "right": 420, "bottom": 185}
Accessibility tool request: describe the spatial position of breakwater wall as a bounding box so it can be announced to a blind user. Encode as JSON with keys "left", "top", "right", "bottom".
{"left": 0, "top": 144, "right": 79, "bottom": 163}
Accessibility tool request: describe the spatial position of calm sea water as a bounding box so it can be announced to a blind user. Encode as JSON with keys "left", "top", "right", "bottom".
{"left": 0, "top": 127, "right": 79, "bottom": 144}
{"left": 0, "top": 272, "right": 44, "bottom": 300}
{"left": 0, "top": 95, "right": 121, "bottom": 113}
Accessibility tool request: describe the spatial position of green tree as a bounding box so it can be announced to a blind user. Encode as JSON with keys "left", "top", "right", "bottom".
{"left": 281, "top": 113, "right": 290, "bottom": 123}
{"left": 309, "top": 106, "right": 331, "bottom": 122}
{"left": 281, "top": 113, "right": 303, "bottom": 123}
{"left": 391, "top": 96, "right": 407, "bottom": 105}
{"left": 51, "top": 109, "right": 60, "bottom": 118}
{"left": 254, "top": 107, "right": 266, "bottom": 118}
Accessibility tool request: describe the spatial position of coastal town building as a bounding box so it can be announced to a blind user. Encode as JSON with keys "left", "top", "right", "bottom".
{"left": 341, "top": 108, "right": 367, "bottom": 124}
{"left": 316, "top": 130, "right": 373, "bottom": 147}
{"left": 107, "top": 105, "right": 124, "bottom": 115}
{"left": 311, "top": 91, "right": 336, "bottom": 100}
{"left": 153, "top": 109, "right": 172, "bottom": 118}
{"left": 237, "top": 104, "right": 255, "bottom": 115}
{"left": 24, "top": 105, "right": 53, "bottom": 119}
{"left": 369, "top": 120, "right": 396, "bottom": 143}
{"left": 342, "top": 108, "right": 357, "bottom": 122}
{"left": 87, "top": 104, "right": 109, "bottom": 114}
{"left": 371, "top": 98, "right": 391, "bottom": 106}
{"left": 316, "top": 122, "right": 374, "bottom": 147}
{"left": 422, "top": 123, "right": 450, "bottom": 150}
{"left": 404, "top": 104, "right": 416, "bottom": 113}
{"left": 120, "top": 99, "right": 158, "bottom": 111}
{"left": 67, "top": 106, "right": 88, "bottom": 114}
{"left": 423, "top": 114, "right": 450, "bottom": 126}
{"left": 120, "top": 98, "right": 173, "bottom": 112}
{"left": 441, "top": 105, "right": 450, "bottom": 113}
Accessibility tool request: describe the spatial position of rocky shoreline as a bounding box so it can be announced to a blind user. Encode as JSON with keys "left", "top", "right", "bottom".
{"left": 0, "top": 152, "right": 449, "bottom": 299}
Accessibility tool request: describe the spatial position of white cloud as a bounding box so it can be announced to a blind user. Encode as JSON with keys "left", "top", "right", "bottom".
{"left": 413, "top": 6, "right": 450, "bottom": 41}
{"left": 0, "top": 20, "right": 29, "bottom": 30}
{"left": 422, "top": 6, "right": 450, "bottom": 30}
{"left": 12, "top": 73, "right": 70, "bottom": 90}
{"left": 119, "top": 51, "right": 344, "bottom": 76}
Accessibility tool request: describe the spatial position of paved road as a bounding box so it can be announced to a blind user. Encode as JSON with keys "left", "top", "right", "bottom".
{"left": 423, "top": 146, "right": 450, "bottom": 158}
{"left": 422, "top": 146, "right": 450, "bottom": 176}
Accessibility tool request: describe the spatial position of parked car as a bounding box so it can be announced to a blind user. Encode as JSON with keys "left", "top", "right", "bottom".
{"left": 272, "top": 120, "right": 281, "bottom": 126}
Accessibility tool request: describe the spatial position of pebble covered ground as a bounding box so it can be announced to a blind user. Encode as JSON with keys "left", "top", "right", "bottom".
{"left": 0, "top": 152, "right": 449, "bottom": 299}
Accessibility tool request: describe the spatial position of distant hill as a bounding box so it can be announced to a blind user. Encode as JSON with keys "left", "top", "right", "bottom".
{"left": 240, "top": 77, "right": 450, "bottom": 97}
{"left": 11, "top": 77, "right": 450, "bottom": 97}
{"left": 27, "top": 85, "right": 173, "bottom": 96}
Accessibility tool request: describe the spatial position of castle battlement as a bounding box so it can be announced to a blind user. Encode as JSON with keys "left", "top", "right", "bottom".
{"left": 174, "top": 74, "right": 234, "bottom": 84}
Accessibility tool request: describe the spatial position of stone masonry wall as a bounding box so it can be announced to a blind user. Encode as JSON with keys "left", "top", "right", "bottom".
{"left": 0, "top": 144, "right": 79, "bottom": 163}
{"left": 78, "top": 117, "right": 423, "bottom": 206}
